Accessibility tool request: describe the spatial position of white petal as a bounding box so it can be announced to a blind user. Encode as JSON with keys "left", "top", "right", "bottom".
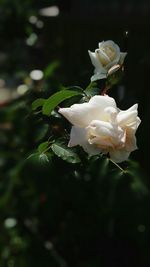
{"left": 89, "top": 95, "right": 117, "bottom": 114}
{"left": 117, "top": 104, "right": 140, "bottom": 129}
{"left": 100, "top": 40, "right": 121, "bottom": 69}
{"left": 68, "top": 126, "right": 100, "bottom": 155}
{"left": 89, "top": 136, "right": 114, "bottom": 148}
{"left": 122, "top": 103, "right": 138, "bottom": 112}
{"left": 102, "top": 40, "right": 120, "bottom": 52}
{"left": 89, "top": 96, "right": 117, "bottom": 124}
{"left": 119, "top": 52, "right": 127, "bottom": 65}
{"left": 109, "top": 149, "right": 130, "bottom": 163}
{"left": 107, "top": 64, "right": 121, "bottom": 76}
{"left": 87, "top": 119, "right": 125, "bottom": 148}
{"left": 104, "top": 106, "right": 118, "bottom": 123}
{"left": 117, "top": 110, "right": 137, "bottom": 125}
{"left": 125, "top": 132, "right": 137, "bottom": 152}
{"left": 89, "top": 96, "right": 117, "bottom": 123}
{"left": 59, "top": 95, "right": 117, "bottom": 127}
{"left": 135, "top": 117, "right": 141, "bottom": 128}
{"left": 96, "top": 48, "right": 111, "bottom": 66}
{"left": 88, "top": 120, "right": 115, "bottom": 137}
{"left": 99, "top": 40, "right": 120, "bottom": 54}
{"left": 88, "top": 50, "right": 104, "bottom": 72}
{"left": 59, "top": 103, "right": 92, "bottom": 127}
{"left": 91, "top": 72, "right": 107, "bottom": 82}
{"left": 126, "top": 117, "right": 141, "bottom": 131}
{"left": 98, "top": 41, "right": 105, "bottom": 48}
{"left": 106, "top": 56, "right": 120, "bottom": 70}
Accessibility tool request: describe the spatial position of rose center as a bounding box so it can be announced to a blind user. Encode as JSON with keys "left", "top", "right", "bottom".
{"left": 102, "top": 45, "right": 116, "bottom": 61}
{"left": 87, "top": 124, "right": 126, "bottom": 152}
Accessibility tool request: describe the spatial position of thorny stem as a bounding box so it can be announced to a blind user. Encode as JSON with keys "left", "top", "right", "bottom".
{"left": 101, "top": 87, "right": 108, "bottom": 95}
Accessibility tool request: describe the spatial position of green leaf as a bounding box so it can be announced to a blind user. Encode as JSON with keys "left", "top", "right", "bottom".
{"left": 38, "top": 141, "right": 49, "bottom": 154}
{"left": 85, "top": 87, "right": 100, "bottom": 97}
{"left": 32, "top": 98, "right": 46, "bottom": 111}
{"left": 42, "top": 90, "right": 82, "bottom": 116}
{"left": 39, "top": 153, "right": 49, "bottom": 163}
{"left": 51, "top": 142, "right": 81, "bottom": 163}
{"left": 66, "top": 86, "right": 84, "bottom": 94}
{"left": 27, "top": 152, "right": 52, "bottom": 164}
{"left": 84, "top": 82, "right": 100, "bottom": 97}
{"left": 85, "top": 81, "right": 98, "bottom": 90}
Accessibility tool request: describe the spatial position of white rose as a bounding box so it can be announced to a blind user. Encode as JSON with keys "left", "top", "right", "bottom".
{"left": 59, "top": 95, "right": 141, "bottom": 163}
{"left": 88, "top": 40, "right": 127, "bottom": 82}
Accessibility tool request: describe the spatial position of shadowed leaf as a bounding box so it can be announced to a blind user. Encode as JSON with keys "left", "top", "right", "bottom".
{"left": 51, "top": 142, "right": 81, "bottom": 163}
{"left": 42, "top": 90, "right": 82, "bottom": 116}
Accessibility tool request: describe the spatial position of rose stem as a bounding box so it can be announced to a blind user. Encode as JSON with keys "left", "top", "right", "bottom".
{"left": 101, "top": 86, "right": 109, "bottom": 95}
{"left": 109, "top": 158, "right": 126, "bottom": 173}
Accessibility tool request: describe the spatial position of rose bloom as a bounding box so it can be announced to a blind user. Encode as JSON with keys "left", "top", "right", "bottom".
{"left": 88, "top": 40, "right": 127, "bottom": 82}
{"left": 59, "top": 95, "right": 141, "bottom": 163}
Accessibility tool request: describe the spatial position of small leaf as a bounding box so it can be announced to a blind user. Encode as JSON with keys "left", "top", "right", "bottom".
{"left": 86, "top": 81, "right": 98, "bottom": 90}
{"left": 84, "top": 82, "right": 100, "bottom": 97}
{"left": 51, "top": 142, "right": 81, "bottom": 163}
{"left": 85, "top": 87, "right": 100, "bottom": 97}
{"left": 27, "top": 152, "right": 39, "bottom": 160}
{"left": 32, "top": 98, "right": 46, "bottom": 111}
{"left": 27, "top": 152, "right": 52, "bottom": 164}
{"left": 39, "top": 153, "right": 49, "bottom": 163}
{"left": 42, "top": 90, "right": 82, "bottom": 116}
{"left": 38, "top": 141, "right": 49, "bottom": 154}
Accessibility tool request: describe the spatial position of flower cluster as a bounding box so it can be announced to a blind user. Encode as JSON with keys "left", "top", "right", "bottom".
{"left": 59, "top": 40, "right": 140, "bottom": 163}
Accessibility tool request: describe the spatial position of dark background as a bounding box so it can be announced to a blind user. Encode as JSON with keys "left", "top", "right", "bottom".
{"left": 0, "top": 1, "right": 150, "bottom": 266}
